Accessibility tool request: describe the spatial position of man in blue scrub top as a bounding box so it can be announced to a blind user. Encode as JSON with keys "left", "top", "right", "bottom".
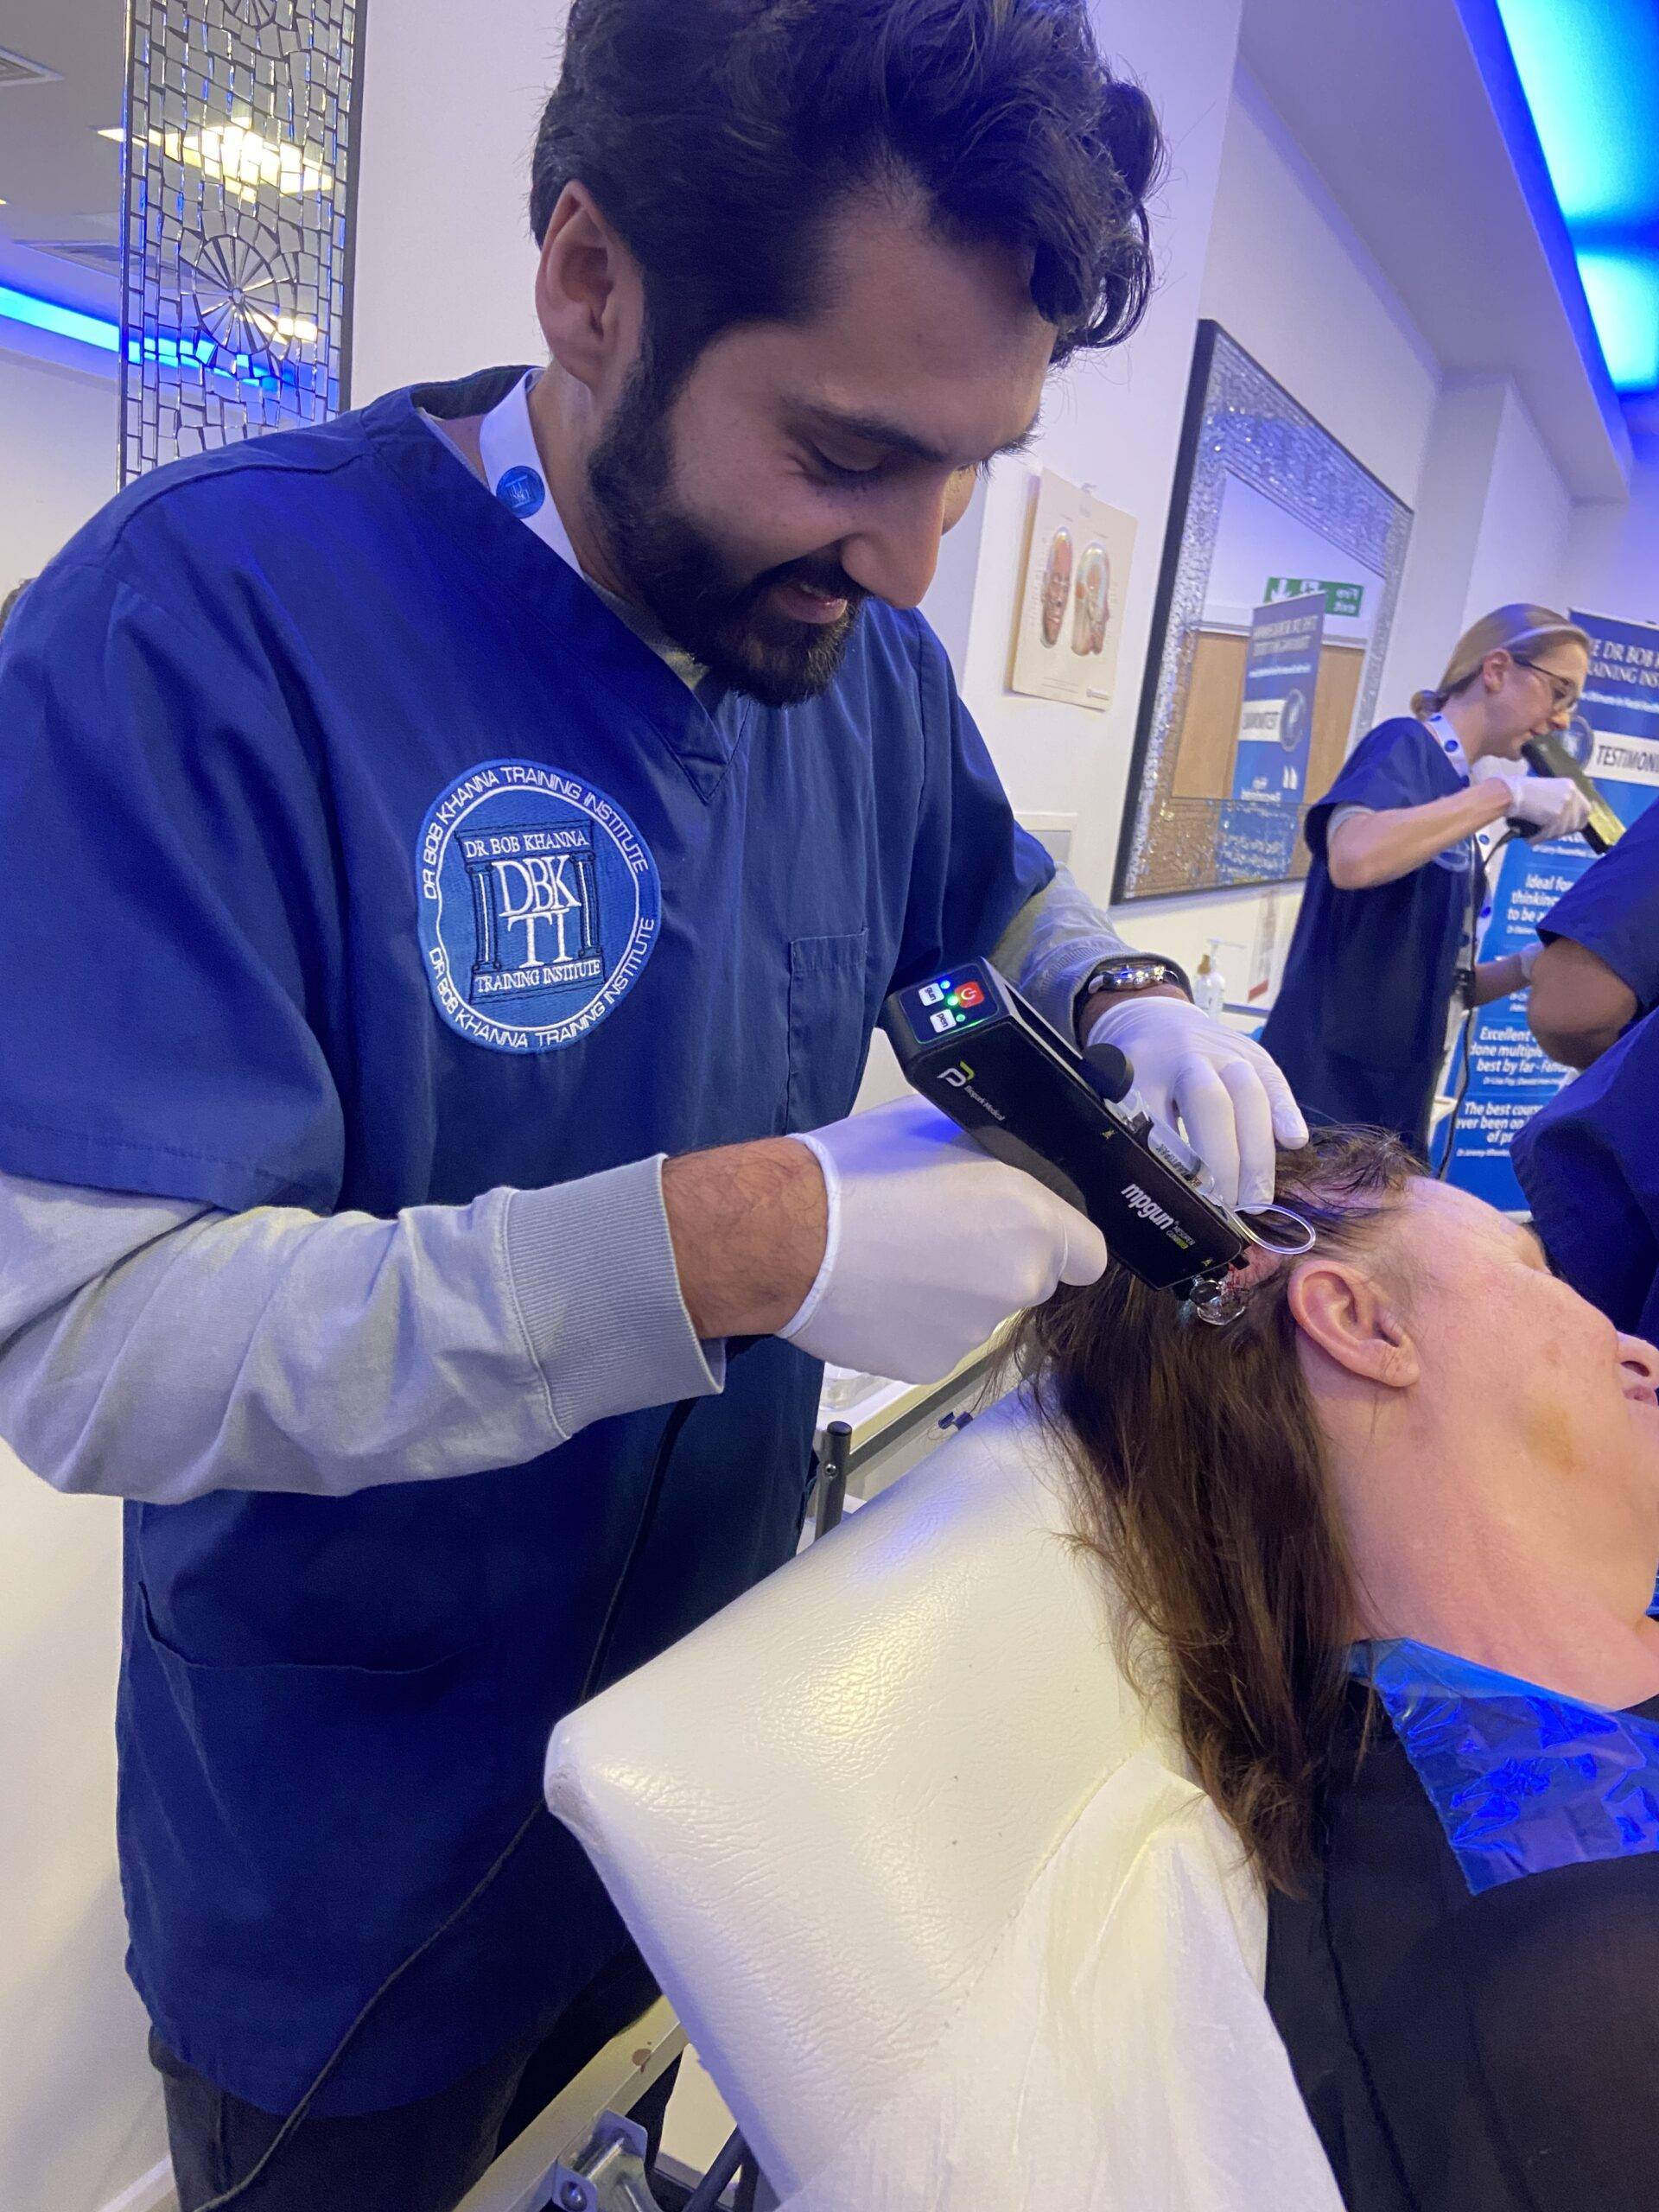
{"left": 1516, "top": 806, "right": 1659, "bottom": 1354}
{"left": 1515, "top": 1007, "right": 1659, "bottom": 1346}
{"left": 1529, "top": 801, "right": 1659, "bottom": 1069}
{"left": 0, "top": 6, "right": 1303, "bottom": 2207}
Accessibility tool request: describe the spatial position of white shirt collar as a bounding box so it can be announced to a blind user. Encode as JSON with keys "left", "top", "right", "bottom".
{"left": 425, "top": 370, "right": 709, "bottom": 694}
{"left": 475, "top": 368, "right": 586, "bottom": 571}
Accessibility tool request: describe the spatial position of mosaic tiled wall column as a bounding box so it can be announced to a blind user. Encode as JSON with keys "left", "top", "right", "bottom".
{"left": 119, "top": 0, "right": 364, "bottom": 482}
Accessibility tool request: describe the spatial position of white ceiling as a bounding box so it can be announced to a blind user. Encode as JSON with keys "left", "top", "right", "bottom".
{"left": 1240, "top": 0, "right": 1633, "bottom": 502}
{"left": 0, "top": 0, "right": 124, "bottom": 322}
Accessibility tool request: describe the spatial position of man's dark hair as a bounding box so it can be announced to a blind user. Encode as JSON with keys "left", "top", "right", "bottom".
{"left": 530, "top": 0, "right": 1162, "bottom": 385}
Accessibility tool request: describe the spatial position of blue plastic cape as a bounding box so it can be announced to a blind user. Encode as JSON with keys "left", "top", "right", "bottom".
{"left": 1350, "top": 1637, "right": 1659, "bottom": 1895}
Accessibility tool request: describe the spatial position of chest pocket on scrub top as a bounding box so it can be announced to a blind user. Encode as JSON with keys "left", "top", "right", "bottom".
{"left": 785, "top": 930, "right": 871, "bottom": 1132}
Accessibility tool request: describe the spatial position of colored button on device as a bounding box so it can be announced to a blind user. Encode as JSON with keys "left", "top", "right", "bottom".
{"left": 956, "top": 981, "right": 985, "bottom": 1008}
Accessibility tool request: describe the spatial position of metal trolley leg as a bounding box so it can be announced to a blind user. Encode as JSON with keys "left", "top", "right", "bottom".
{"left": 453, "top": 2001, "right": 685, "bottom": 2212}
{"left": 540, "top": 2113, "right": 659, "bottom": 2211}
{"left": 454, "top": 1999, "right": 776, "bottom": 2212}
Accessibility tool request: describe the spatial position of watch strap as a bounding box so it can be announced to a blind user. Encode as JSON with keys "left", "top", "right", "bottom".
{"left": 1081, "top": 954, "right": 1193, "bottom": 1005}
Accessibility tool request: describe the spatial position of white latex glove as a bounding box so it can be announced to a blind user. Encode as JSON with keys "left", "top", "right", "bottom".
{"left": 1084, "top": 997, "right": 1308, "bottom": 1214}
{"left": 778, "top": 1096, "right": 1108, "bottom": 1384}
{"left": 1471, "top": 754, "right": 1592, "bottom": 841}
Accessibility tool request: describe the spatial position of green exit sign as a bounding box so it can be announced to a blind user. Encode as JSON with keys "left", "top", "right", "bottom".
{"left": 1265, "top": 576, "right": 1365, "bottom": 620}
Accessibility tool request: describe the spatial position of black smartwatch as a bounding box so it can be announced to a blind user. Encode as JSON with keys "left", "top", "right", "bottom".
{"left": 1078, "top": 953, "right": 1193, "bottom": 1011}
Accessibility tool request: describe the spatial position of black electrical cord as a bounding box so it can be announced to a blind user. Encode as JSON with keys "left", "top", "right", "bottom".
{"left": 1434, "top": 825, "right": 1523, "bottom": 1179}
{"left": 194, "top": 1395, "right": 702, "bottom": 2212}
{"left": 1435, "top": 1000, "right": 1479, "bottom": 1180}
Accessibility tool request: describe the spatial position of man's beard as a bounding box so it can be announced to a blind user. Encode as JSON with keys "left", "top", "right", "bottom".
{"left": 586, "top": 361, "right": 868, "bottom": 709}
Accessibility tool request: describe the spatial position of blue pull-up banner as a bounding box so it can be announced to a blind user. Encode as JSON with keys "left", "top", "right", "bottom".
{"left": 1436, "top": 608, "right": 1659, "bottom": 1209}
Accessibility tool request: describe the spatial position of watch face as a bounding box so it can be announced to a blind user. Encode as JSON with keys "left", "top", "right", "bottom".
{"left": 1094, "top": 959, "right": 1184, "bottom": 999}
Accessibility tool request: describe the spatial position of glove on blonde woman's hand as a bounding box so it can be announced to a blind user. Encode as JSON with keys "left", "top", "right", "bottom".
{"left": 1471, "top": 755, "right": 1592, "bottom": 841}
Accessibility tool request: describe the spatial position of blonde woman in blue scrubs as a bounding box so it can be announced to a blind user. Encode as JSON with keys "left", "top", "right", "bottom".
{"left": 1262, "top": 605, "right": 1593, "bottom": 1153}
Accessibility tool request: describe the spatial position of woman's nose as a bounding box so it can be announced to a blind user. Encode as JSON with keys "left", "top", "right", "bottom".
{"left": 1618, "top": 1334, "right": 1659, "bottom": 1389}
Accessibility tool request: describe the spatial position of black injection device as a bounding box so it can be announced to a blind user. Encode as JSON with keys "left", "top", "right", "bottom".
{"left": 1522, "top": 731, "right": 1624, "bottom": 854}
{"left": 880, "top": 958, "right": 1263, "bottom": 1297}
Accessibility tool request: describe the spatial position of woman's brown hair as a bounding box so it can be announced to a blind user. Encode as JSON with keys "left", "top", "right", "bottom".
{"left": 1015, "top": 1126, "right": 1421, "bottom": 1894}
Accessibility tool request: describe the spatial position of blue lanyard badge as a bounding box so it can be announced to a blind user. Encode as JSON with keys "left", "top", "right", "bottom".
{"left": 1350, "top": 1637, "right": 1659, "bottom": 1894}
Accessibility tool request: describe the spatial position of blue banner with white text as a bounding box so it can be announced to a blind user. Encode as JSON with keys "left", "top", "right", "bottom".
{"left": 1437, "top": 609, "right": 1659, "bottom": 1207}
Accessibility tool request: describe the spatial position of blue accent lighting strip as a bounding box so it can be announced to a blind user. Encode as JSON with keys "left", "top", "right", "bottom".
{"left": 0, "top": 286, "right": 293, "bottom": 387}
{"left": 1493, "top": 0, "right": 1659, "bottom": 392}
{"left": 0, "top": 284, "right": 120, "bottom": 353}
{"left": 1579, "top": 251, "right": 1659, "bottom": 390}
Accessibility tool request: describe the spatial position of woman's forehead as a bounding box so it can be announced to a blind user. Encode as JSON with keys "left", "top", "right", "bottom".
{"left": 1399, "top": 1178, "right": 1535, "bottom": 1262}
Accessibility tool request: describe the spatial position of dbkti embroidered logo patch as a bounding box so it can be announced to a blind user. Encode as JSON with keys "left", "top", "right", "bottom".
{"left": 416, "top": 760, "right": 660, "bottom": 1052}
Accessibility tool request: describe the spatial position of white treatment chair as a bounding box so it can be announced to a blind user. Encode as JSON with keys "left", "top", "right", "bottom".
{"left": 542, "top": 1391, "right": 1343, "bottom": 2211}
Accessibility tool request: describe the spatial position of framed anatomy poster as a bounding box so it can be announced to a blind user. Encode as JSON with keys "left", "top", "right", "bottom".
{"left": 1007, "top": 467, "right": 1137, "bottom": 713}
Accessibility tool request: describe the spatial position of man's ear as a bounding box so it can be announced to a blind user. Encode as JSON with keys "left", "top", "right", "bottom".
{"left": 1287, "top": 1258, "right": 1420, "bottom": 1389}
{"left": 533, "top": 181, "right": 641, "bottom": 395}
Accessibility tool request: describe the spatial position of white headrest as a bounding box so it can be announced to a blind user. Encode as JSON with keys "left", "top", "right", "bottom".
{"left": 545, "top": 1391, "right": 1339, "bottom": 2209}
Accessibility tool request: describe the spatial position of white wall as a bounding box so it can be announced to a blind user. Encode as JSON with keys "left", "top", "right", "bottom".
{"left": 1199, "top": 67, "right": 1438, "bottom": 512}
{"left": 0, "top": 346, "right": 118, "bottom": 591}
{"left": 1566, "top": 433, "right": 1659, "bottom": 626}
{"left": 1464, "top": 383, "right": 1574, "bottom": 622}
{"left": 0, "top": 1452, "right": 163, "bottom": 2212}
{"left": 1382, "top": 378, "right": 1510, "bottom": 722}
{"left": 0, "top": 341, "right": 168, "bottom": 2212}
{"left": 1382, "top": 372, "right": 1578, "bottom": 743}
{"left": 349, "top": 0, "right": 554, "bottom": 403}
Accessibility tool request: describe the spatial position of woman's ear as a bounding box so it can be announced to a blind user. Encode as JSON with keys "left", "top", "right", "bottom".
{"left": 1287, "top": 1258, "right": 1421, "bottom": 1389}
{"left": 533, "top": 181, "right": 641, "bottom": 394}
{"left": 1483, "top": 648, "right": 1510, "bottom": 697}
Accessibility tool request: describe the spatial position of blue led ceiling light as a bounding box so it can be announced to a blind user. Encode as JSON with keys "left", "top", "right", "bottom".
{"left": 1579, "top": 251, "right": 1659, "bottom": 389}
{"left": 0, "top": 284, "right": 289, "bottom": 385}
{"left": 1494, "top": 0, "right": 1659, "bottom": 392}
{"left": 0, "top": 283, "right": 119, "bottom": 353}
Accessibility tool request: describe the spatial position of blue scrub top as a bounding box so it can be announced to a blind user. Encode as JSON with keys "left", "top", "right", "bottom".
{"left": 1261, "top": 717, "right": 1472, "bottom": 1152}
{"left": 0, "top": 366, "right": 1052, "bottom": 2113}
{"left": 1539, "top": 796, "right": 1659, "bottom": 1025}
{"left": 1514, "top": 1007, "right": 1659, "bottom": 1344}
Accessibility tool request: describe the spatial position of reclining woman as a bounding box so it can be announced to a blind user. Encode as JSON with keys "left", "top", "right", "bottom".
{"left": 1020, "top": 1128, "right": 1659, "bottom": 2212}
